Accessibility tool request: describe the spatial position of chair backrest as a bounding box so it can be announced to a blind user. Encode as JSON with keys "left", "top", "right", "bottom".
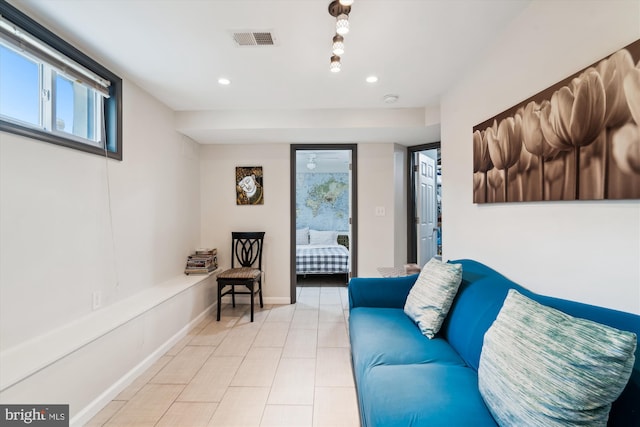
{"left": 231, "top": 232, "right": 265, "bottom": 269}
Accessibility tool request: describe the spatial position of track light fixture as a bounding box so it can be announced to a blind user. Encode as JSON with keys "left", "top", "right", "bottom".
{"left": 330, "top": 55, "right": 341, "bottom": 73}
{"left": 332, "top": 34, "right": 344, "bottom": 55}
{"left": 328, "top": 0, "right": 352, "bottom": 72}
{"left": 336, "top": 13, "right": 349, "bottom": 35}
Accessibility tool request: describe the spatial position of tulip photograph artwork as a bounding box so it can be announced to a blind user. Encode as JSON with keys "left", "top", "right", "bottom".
{"left": 473, "top": 39, "right": 640, "bottom": 203}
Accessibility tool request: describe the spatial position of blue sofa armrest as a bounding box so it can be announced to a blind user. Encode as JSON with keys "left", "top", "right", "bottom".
{"left": 348, "top": 274, "right": 419, "bottom": 309}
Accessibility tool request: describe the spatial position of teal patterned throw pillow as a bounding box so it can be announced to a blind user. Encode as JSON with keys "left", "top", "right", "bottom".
{"left": 403, "top": 258, "right": 462, "bottom": 339}
{"left": 479, "top": 289, "right": 637, "bottom": 427}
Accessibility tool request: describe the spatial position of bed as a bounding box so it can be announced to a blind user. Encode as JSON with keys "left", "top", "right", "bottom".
{"left": 295, "top": 228, "right": 350, "bottom": 279}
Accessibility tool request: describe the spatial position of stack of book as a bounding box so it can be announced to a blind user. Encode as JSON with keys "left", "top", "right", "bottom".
{"left": 184, "top": 248, "right": 218, "bottom": 275}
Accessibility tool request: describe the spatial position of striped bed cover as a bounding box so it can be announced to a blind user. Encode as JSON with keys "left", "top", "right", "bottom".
{"left": 296, "top": 244, "right": 350, "bottom": 274}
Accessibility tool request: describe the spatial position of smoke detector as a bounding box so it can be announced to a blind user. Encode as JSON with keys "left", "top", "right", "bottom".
{"left": 383, "top": 94, "right": 399, "bottom": 104}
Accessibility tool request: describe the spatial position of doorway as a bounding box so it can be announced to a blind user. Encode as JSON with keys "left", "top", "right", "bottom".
{"left": 289, "top": 144, "right": 358, "bottom": 304}
{"left": 408, "top": 143, "right": 441, "bottom": 266}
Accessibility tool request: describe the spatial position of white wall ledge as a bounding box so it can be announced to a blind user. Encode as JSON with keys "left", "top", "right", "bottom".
{"left": 0, "top": 272, "right": 216, "bottom": 392}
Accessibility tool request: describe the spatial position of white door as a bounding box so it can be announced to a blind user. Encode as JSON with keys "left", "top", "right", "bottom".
{"left": 416, "top": 152, "right": 437, "bottom": 266}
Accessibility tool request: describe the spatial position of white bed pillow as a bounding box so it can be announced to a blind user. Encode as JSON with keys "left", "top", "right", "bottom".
{"left": 296, "top": 227, "right": 309, "bottom": 245}
{"left": 309, "top": 230, "right": 338, "bottom": 245}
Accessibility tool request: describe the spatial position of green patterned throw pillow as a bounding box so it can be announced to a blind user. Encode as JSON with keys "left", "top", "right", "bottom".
{"left": 403, "top": 258, "right": 463, "bottom": 339}
{"left": 479, "top": 289, "right": 637, "bottom": 427}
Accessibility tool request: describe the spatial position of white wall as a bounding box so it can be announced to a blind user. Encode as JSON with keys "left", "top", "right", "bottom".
{"left": 200, "top": 142, "right": 402, "bottom": 294}
{"left": 0, "top": 80, "right": 201, "bottom": 347}
{"left": 393, "top": 145, "right": 408, "bottom": 267}
{"left": 357, "top": 143, "right": 398, "bottom": 276}
{"left": 441, "top": 0, "right": 640, "bottom": 314}
{"left": 0, "top": 79, "right": 206, "bottom": 420}
{"left": 200, "top": 144, "right": 291, "bottom": 303}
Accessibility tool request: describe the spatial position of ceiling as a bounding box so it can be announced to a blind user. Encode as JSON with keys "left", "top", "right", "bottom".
{"left": 9, "top": 0, "right": 530, "bottom": 145}
{"left": 295, "top": 149, "right": 350, "bottom": 172}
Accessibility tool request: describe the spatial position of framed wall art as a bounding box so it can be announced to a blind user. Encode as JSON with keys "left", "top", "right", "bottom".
{"left": 236, "top": 166, "right": 264, "bottom": 205}
{"left": 473, "top": 39, "right": 640, "bottom": 203}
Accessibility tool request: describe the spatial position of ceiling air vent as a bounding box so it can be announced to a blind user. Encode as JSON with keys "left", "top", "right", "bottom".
{"left": 232, "top": 31, "right": 276, "bottom": 46}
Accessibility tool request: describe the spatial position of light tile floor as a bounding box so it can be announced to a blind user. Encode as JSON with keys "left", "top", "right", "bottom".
{"left": 86, "top": 286, "right": 360, "bottom": 427}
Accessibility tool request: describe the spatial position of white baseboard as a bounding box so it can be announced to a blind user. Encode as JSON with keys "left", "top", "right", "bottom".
{"left": 266, "top": 297, "right": 291, "bottom": 305}
{"left": 70, "top": 303, "right": 215, "bottom": 427}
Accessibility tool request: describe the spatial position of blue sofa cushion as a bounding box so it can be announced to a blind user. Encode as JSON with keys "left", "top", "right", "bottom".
{"left": 439, "top": 260, "right": 531, "bottom": 371}
{"left": 349, "top": 307, "right": 465, "bottom": 379}
{"left": 361, "top": 364, "right": 498, "bottom": 427}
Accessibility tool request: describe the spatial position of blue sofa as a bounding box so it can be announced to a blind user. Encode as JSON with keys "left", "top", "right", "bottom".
{"left": 348, "top": 259, "right": 640, "bottom": 427}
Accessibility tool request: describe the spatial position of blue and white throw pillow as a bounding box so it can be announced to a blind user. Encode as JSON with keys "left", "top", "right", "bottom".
{"left": 404, "top": 258, "right": 463, "bottom": 339}
{"left": 479, "top": 289, "right": 637, "bottom": 427}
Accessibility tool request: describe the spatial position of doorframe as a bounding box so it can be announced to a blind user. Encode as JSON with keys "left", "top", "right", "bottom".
{"left": 289, "top": 144, "right": 358, "bottom": 304}
{"left": 407, "top": 142, "right": 441, "bottom": 264}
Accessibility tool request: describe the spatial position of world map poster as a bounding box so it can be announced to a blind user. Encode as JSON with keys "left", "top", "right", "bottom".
{"left": 296, "top": 173, "right": 349, "bottom": 232}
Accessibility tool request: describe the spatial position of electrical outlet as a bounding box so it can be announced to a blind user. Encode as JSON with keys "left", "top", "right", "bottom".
{"left": 92, "top": 291, "right": 102, "bottom": 310}
{"left": 375, "top": 206, "right": 386, "bottom": 216}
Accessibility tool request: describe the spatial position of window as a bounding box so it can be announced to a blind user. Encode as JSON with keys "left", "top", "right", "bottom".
{"left": 0, "top": 45, "right": 39, "bottom": 126}
{"left": 54, "top": 71, "right": 101, "bottom": 144}
{"left": 0, "top": 1, "right": 122, "bottom": 160}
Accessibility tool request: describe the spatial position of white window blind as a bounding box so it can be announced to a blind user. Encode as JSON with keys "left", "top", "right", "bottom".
{"left": 0, "top": 14, "right": 110, "bottom": 97}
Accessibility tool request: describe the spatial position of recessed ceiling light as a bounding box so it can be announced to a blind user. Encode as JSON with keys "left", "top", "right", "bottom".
{"left": 218, "top": 78, "right": 231, "bottom": 85}
{"left": 366, "top": 75, "right": 378, "bottom": 83}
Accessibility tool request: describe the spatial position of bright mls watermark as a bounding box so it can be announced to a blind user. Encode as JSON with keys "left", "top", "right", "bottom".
{"left": 1, "top": 405, "right": 68, "bottom": 426}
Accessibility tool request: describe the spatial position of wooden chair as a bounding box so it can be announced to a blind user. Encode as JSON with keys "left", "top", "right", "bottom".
{"left": 216, "top": 232, "right": 265, "bottom": 322}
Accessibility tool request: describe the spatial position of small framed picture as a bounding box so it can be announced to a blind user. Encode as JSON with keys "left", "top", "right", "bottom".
{"left": 236, "top": 166, "right": 264, "bottom": 205}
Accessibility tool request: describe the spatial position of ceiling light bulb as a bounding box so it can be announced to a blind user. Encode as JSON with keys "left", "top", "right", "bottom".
{"left": 332, "top": 34, "right": 345, "bottom": 56}
{"left": 336, "top": 13, "right": 349, "bottom": 35}
{"left": 366, "top": 75, "right": 378, "bottom": 83}
{"left": 330, "top": 55, "right": 341, "bottom": 73}
{"left": 339, "top": 0, "right": 354, "bottom": 5}
{"left": 218, "top": 78, "right": 231, "bottom": 85}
